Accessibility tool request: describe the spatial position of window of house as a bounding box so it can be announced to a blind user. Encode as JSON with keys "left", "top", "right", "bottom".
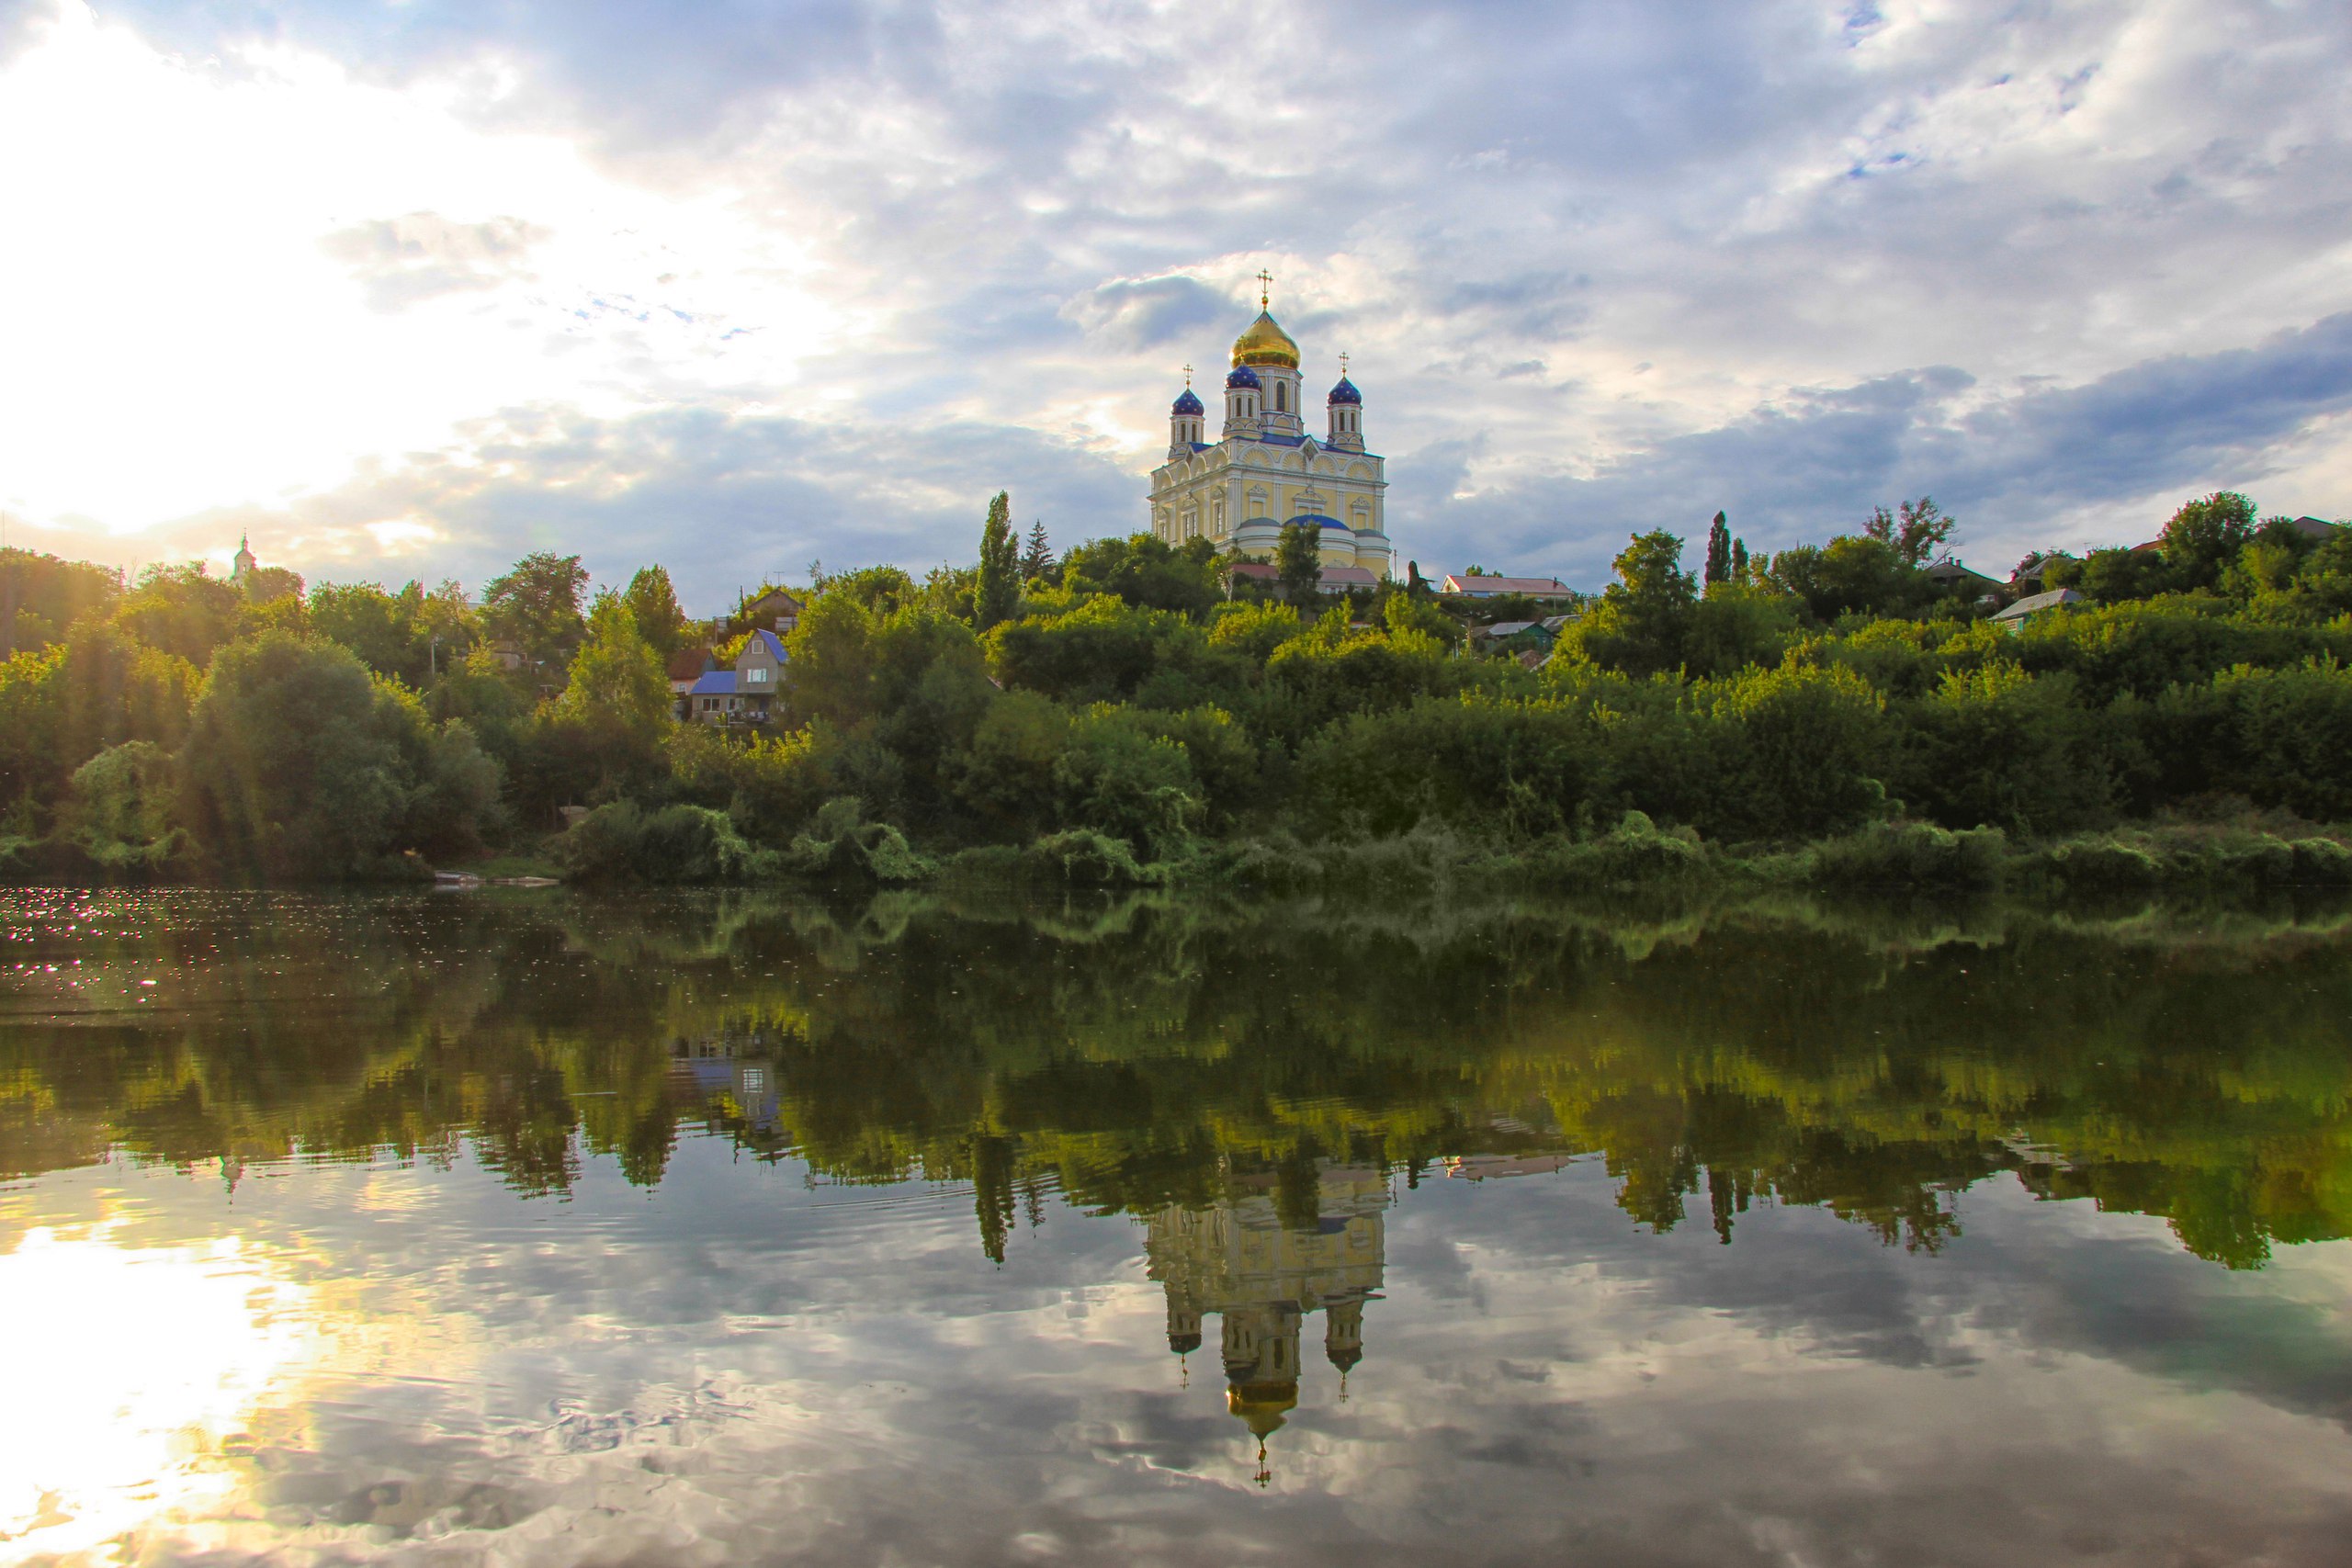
{"left": 746, "top": 666, "right": 768, "bottom": 683}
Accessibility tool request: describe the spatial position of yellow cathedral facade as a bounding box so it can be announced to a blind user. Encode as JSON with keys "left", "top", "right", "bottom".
{"left": 1148, "top": 280, "right": 1395, "bottom": 581}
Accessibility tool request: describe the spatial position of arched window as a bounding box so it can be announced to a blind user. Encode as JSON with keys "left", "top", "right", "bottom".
{"left": 1274, "top": 381, "right": 1287, "bottom": 413}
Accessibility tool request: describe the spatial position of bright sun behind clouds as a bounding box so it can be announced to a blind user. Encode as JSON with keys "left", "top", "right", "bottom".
{"left": 0, "top": 2, "right": 832, "bottom": 557}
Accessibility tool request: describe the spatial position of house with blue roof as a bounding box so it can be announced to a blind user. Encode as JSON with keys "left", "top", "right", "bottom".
{"left": 684, "top": 627, "right": 790, "bottom": 726}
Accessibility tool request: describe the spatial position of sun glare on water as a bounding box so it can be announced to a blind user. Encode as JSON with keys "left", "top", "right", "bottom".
{"left": 0, "top": 1226, "right": 321, "bottom": 1563}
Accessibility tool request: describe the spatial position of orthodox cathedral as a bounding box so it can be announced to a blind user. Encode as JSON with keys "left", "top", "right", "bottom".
{"left": 1148, "top": 278, "right": 1394, "bottom": 580}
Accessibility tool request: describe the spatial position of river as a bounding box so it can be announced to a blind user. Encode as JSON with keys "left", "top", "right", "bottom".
{"left": 5, "top": 886, "right": 2351, "bottom": 1565}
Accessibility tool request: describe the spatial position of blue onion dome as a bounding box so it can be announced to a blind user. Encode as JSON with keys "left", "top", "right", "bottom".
{"left": 1171, "top": 386, "right": 1204, "bottom": 416}
{"left": 1327, "top": 376, "right": 1362, "bottom": 406}
{"left": 1225, "top": 364, "right": 1261, "bottom": 390}
{"left": 1287, "top": 513, "right": 1346, "bottom": 533}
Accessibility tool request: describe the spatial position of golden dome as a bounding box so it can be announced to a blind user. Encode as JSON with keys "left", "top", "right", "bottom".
{"left": 1231, "top": 310, "right": 1300, "bottom": 370}
{"left": 1227, "top": 1381, "right": 1298, "bottom": 1438}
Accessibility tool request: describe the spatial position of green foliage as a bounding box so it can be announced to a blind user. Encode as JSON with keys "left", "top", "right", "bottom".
{"left": 1702, "top": 512, "right": 1732, "bottom": 587}
{"left": 2160, "top": 491, "right": 2257, "bottom": 592}
{"left": 784, "top": 796, "right": 931, "bottom": 883}
{"left": 560, "top": 800, "right": 772, "bottom": 884}
{"left": 2156, "top": 658, "right": 2352, "bottom": 820}
{"left": 180, "top": 632, "right": 498, "bottom": 878}
{"left": 1053, "top": 706, "right": 1203, "bottom": 860}
{"left": 64, "top": 741, "right": 183, "bottom": 871}
{"left": 621, "top": 566, "right": 690, "bottom": 661}
{"left": 1764, "top": 535, "right": 1921, "bottom": 624}
{"left": 1811, "top": 820, "right": 2007, "bottom": 890}
{"left": 116, "top": 563, "right": 248, "bottom": 667}
{"left": 1382, "top": 590, "right": 1460, "bottom": 648}
{"left": 816, "top": 564, "right": 919, "bottom": 616}
{"left": 1582, "top": 530, "right": 1696, "bottom": 676}
{"left": 1274, "top": 521, "right": 1323, "bottom": 605}
{"left": 1896, "top": 663, "right": 2117, "bottom": 834}
{"left": 0, "top": 548, "right": 119, "bottom": 656}
{"left": 1698, "top": 660, "right": 1887, "bottom": 840}
{"left": 1059, "top": 532, "right": 1225, "bottom": 616}
{"left": 481, "top": 551, "right": 588, "bottom": 672}
{"left": 2073, "top": 547, "right": 2169, "bottom": 604}
{"left": 57, "top": 620, "right": 200, "bottom": 776}
{"left": 1021, "top": 520, "right": 1055, "bottom": 583}
{"left": 309, "top": 580, "right": 458, "bottom": 685}
{"left": 976, "top": 491, "right": 1020, "bottom": 630}
{"left": 989, "top": 594, "right": 1201, "bottom": 705}
{"left": 6, "top": 498, "right": 2352, "bottom": 886}
{"left": 1297, "top": 694, "right": 1597, "bottom": 839}
{"left": 1685, "top": 582, "right": 1804, "bottom": 678}
{"left": 1863, "top": 496, "right": 1957, "bottom": 569}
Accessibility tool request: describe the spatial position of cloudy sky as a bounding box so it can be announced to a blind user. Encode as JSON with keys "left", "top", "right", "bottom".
{"left": 1, "top": 0, "right": 2347, "bottom": 611}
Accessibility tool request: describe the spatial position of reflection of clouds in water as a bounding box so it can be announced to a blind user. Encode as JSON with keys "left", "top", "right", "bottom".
{"left": 9, "top": 1142, "right": 2352, "bottom": 1564}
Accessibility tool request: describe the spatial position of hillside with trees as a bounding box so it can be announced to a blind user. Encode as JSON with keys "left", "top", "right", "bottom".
{"left": 0, "top": 490, "right": 2347, "bottom": 886}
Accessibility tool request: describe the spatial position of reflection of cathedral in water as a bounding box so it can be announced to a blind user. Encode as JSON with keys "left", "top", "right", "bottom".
{"left": 1146, "top": 1161, "right": 1388, "bottom": 1483}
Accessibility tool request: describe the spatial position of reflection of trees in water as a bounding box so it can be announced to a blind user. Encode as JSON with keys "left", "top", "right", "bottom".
{"left": 5, "top": 887, "right": 2352, "bottom": 1269}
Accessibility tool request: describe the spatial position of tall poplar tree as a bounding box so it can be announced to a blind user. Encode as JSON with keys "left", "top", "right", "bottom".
{"left": 975, "top": 491, "right": 1020, "bottom": 629}
{"left": 1703, "top": 512, "right": 1732, "bottom": 587}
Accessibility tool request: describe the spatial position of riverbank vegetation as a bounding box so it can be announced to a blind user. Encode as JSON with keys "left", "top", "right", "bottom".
{"left": 0, "top": 489, "right": 2346, "bottom": 887}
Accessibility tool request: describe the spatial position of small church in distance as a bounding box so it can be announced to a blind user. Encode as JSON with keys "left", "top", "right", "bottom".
{"left": 1148, "top": 276, "right": 1394, "bottom": 586}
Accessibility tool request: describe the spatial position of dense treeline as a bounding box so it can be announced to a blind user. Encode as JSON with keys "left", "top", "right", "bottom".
{"left": 0, "top": 488, "right": 2346, "bottom": 882}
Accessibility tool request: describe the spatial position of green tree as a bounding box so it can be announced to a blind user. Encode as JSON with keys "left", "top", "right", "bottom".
{"left": 1274, "top": 522, "right": 1324, "bottom": 605}
{"left": 621, "top": 566, "right": 690, "bottom": 661}
{"left": 1581, "top": 530, "right": 1696, "bottom": 676}
{"left": 554, "top": 592, "right": 672, "bottom": 749}
{"left": 64, "top": 740, "right": 182, "bottom": 869}
{"left": 311, "top": 581, "right": 431, "bottom": 684}
{"left": 482, "top": 552, "right": 589, "bottom": 672}
{"left": 1731, "top": 538, "right": 1749, "bottom": 582}
{"left": 115, "top": 563, "right": 247, "bottom": 668}
{"left": 1059, "top": 532, "right": 1224, "bottom": 616}
{"left": 1864, "top": 497, "right": 1958, "bottom": 569}
{"left": 179, "top": 632, "right": 496, "bottom": 877}
{"left": 0, "top": 548, "right": 119, "bottom": 657}
{"left": 1703, "top": 512, "right": 1732, "bottom": 587}
{"left": 2074, "top": 547, "right": 2168, "bottom": 605}
{"left": 2160, "top": 491, "right": 2256, "bottom": 592}
{"left": 1021, "top": 519, "right": 1055, "bottom": 583}
{"left": 976, "top": 491, "right": 1020, "bottom": 630}
{"left": 1765, "top": 536, "right": 1920, "bottom": 623}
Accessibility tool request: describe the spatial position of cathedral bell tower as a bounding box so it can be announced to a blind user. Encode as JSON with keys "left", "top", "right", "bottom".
{"left": 1223, "top": 363, "right": 1262, "bottom": 439}
{"left": 1327, "top": 355, "right": 1364, "bottom": 452}
{"left": 1169, "top": 367, "right": 1205, "bottom": 458}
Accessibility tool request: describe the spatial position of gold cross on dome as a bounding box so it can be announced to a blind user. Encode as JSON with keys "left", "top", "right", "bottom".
{"left": 1182, "top": 363, "right": 1193, "bottom": 386}
{"left": 1339, "top": 352, "right": 1350, "bottom": 378}
{"left": 1257, "top": 269, "right": 1272, "bottom": 309}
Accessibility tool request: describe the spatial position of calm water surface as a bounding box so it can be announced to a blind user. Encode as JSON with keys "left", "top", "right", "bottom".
{"left": 6, "top": 887, "right": 2352, "bottom": 1566}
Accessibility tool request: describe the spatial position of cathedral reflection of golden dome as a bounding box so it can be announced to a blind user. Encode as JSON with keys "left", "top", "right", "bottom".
{"left": 1230, "top": 310, "right": 1300, "bottom": 369}
{"left": 1227, "top": 1380, "right": 1298, "bottom": 1439}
